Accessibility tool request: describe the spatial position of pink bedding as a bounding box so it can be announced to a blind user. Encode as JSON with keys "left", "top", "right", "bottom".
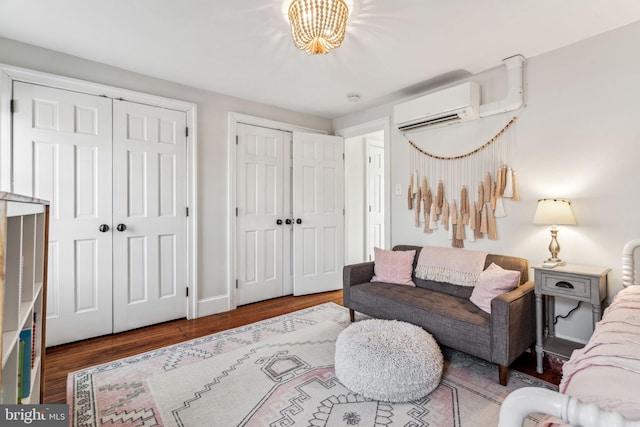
{"left": 539, "top": 286, "right": 640, "bottom": 425}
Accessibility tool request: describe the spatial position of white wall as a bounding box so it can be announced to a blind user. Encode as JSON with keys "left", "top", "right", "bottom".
{"left": 0, "top": 36, "right": 333, "bottom": 316}
{"left": 333, "top": 21, "right": 640, "bottom": 342}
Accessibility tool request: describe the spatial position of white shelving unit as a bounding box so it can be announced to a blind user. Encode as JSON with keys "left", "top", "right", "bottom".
{"left": 0, "top": 192, "right": 49, "bottom": 404}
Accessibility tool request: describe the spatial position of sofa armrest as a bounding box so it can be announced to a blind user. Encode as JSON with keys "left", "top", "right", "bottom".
{"left": 343, "top": 261, "right": 375, "bottom": 307}
{"left": 490, "top": 280, "right": 536, "bottom": 366}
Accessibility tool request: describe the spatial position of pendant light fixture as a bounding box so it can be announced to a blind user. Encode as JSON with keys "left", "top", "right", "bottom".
{"left": 288, "top": 0, "right": 350, "bottom": 55}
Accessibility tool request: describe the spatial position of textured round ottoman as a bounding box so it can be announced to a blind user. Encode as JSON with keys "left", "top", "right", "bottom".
{"left": 334, "top": 319, "right": 443, "bottom": 402}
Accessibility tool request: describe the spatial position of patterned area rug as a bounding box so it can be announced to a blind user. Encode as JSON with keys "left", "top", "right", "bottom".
{"left": 68, "top": 303, "right": 556, "bottom": 426}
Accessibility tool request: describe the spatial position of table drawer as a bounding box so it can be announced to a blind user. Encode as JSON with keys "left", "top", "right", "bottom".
{"left": 539, "top": 273, "right": 591, "bottom": 298}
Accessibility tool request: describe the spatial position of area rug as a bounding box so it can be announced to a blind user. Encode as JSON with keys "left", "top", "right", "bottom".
{"left": 68, "top": 303, "right": 556, "bottom": 426}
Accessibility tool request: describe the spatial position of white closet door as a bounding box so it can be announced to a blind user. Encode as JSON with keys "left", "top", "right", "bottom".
{"left": 112, "top": 100, "right": 188, "bottom": 333}
{"left": 12, "top": 81, "right": 114, "bottom": 346}
{"left": 235, "top": 124, "right": 291, "bottom": 305}
{"left": 292, "top": 132, "right": 344, "bottom": 295}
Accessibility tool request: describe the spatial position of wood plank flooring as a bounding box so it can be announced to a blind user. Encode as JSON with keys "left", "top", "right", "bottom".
{"left": 43, "top": 289, "right": 559, "bottom": 404}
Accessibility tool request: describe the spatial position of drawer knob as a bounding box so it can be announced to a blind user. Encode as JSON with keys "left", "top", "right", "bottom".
{"left": 555, "top": 281, "right": 574, "bottom": 289}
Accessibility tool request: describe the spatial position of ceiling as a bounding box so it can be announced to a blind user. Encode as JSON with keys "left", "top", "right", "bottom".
{"left": 2, "top": 1, "right": 640, "bottom": 119}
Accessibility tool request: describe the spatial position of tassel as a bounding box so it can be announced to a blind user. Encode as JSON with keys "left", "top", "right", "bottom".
{"left": 503, "top": 167, "right": 514, "bottom": 198}
{"left": 442, "top": 200, "right": 450, "bottom": 231}
{"left": 421, "top": 177, "right": 428, "bottom": 202}
{"left": 452, "top": 224, "right": 464, "bottom": 248}
{"left": 429, "top": 204, "right": 439, "bottom": 230}
{"left": 448, "top": 215, "right": 454, "bottom": 240}
{"left": 423, "top": 204, "right": 432, "bottom": 233}
{"left": 469, "top": 202, "right": 477, "bottom": 230}
{"left": 474, "top": 207, "right": 484, "bottom": 239}
{"left": 484, "top": 173, "right": 492, "bottom": 202}
{"left": 499, "top": 166, "right": 507, "bottom": 197}
{"left": 468, "top": 207, "right": 476, "bottom": 242}
{"left": 415, "top": 187, "right": 422, "bottom": 227}
{"left": 490, "top": 182, "right": 497, "bottom": 211}
{"left": 450, "top": 200, "right": 458, "bottom": 225}
{"left": 461, "top": 186, "right": 469, "bottom": 224}
{"left": 455, "top": 212, "right": 466, "bottom": 240}
{"left": 480, "top": 204, "right": 489, "bottom": 234}
{"left": 511, "top": 171, "right": 520, "bottom": 201}
{"left": 488, "top": 208, "right": 498, "bottom": 240}
{"left": 478, "top": 182, "right": 484, "bottom": 207}
{"left": 425, "top": 187, "right": 432, "bottom": 217}
{"left": 407, "top": 185, "right": 413, "bottom": 209}
{"left": 436, "top": 181, "right": 444, "bottom": 215}
{"left": 494, "top": 197, "right": 506, "bottom": 218}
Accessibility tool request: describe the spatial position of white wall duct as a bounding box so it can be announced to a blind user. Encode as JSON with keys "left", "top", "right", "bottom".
{"left": 479, "top": 54, "right": 526, "bottom": 117}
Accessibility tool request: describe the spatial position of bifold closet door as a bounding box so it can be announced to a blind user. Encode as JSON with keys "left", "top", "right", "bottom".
{"left": 112, "top": 100, "right": 188, "bottom": 333}
{"left": 235, "top": 124, "right": 291, "bottom": 306}
{"left": 12, "top": 83, "right": 188, "bottom": 345}
{"left": 291, "top": 132, "right": 344, "bottom": 296}
{"left": 12, "top": 82, "right": 114, "bottom": 346}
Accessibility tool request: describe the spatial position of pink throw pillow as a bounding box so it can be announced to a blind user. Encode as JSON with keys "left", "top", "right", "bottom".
{"left": 470, "top": 263, "right": 521, "bottom": 313}
{"left": 371, "top": 247, "right": 416, "bottom": 286}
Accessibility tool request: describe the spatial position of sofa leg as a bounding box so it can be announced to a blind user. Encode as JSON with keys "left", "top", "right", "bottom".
{"left": 349, "top": 309, "right": 355, "bottom": 322}
{"left": 498, "top": 365, "right": 509, "bottom": 386}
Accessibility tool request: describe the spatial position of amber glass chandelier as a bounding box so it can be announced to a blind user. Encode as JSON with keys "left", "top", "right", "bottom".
{"left": 288, "top": 0, "right": 350, "bottom": 55}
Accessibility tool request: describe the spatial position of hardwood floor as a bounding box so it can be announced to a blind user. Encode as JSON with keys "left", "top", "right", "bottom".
{"left": 44, "top": 289, "right": 559, "bottom": 404}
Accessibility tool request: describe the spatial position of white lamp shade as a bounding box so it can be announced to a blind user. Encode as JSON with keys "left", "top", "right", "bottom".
{"left": 533, "top": 199, "right": 577, "bottom": 225}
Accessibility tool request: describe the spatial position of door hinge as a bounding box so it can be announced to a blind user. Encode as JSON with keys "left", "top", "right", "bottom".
{"left": 369, "top": 156, "right": 372, "bottom": 163}
{"left": 236, "top": 279, "right": 239, "bottom": 289}
{"left": 236, "top": 135, "right": 239, "bottom": 145}
{"left": 236, "top": 207, "right": 238, "bottom": 216}
{"left": 186, "top": 206, "right": 189, "bottom": 217}
{"left": 10, "top": 99, "right": 15, "bottom": 113}
{"left": 369, "top": 205, "right": 372, "bottom": 212}
{"left": 186, "top": 127, "right": 189, "bottom": 138}
{"left": 186, "top": 286, "right": 189, "bottom": 297}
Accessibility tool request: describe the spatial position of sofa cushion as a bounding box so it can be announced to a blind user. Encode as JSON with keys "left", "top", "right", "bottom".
{"left": 371, "top": 247, "right": 416, "bottom": 286}
{"left": 349, "top": 282, "right": 492, "bottom": 360}
{"left": 470, "top": 263, "right": 521, "bottom": 313}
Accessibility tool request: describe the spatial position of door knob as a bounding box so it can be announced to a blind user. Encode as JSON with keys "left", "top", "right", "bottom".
{"left": 99, "top": 224, "right": 110, "bottom": 232}
{"left": 296, "top": 218, "right": 302, "bottom": 224}
{"left": 116, "top": 223, "right": 127, "bottom": 232}
{"left": 276, "top": 219, "right": 283, "bottom": 225}
{"left": 285, "top": 219, "right": 292, "bottom": 225}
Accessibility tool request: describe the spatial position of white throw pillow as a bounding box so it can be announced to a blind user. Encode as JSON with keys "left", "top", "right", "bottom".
{"left": 470, "top": 263, "right": 520, "bottom": 313}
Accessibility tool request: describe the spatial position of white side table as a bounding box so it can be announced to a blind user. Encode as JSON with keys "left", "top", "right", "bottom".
{"left": 533, "top": 264, "right": 610, "bottom": 374}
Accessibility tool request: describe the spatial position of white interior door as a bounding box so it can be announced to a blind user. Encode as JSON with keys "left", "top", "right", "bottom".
{"left": 235, "top": 124, "right": 291, "bottom": 305}
{"left": 292, "top": 132, "right": 344, "bottom": 296}
{"left": 112, "top": 100, "right": 188, "bottom": 332}
{"left": 12, "top": 81, "right": 114, "bottom": 346}
{"left": 367, "top": 142, "right": 385, "bottom": 260}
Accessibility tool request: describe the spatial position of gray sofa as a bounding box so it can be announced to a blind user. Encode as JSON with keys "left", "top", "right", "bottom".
{"left": 343, "top": 245, "right": 536, "bottom": 386}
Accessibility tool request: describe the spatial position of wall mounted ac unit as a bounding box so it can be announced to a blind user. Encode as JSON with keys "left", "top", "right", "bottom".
{"left": 393, "top": 81, "right": 481, "bottom": 133}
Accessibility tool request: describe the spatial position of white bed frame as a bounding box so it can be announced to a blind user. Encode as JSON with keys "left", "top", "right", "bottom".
{"left": 498, "top": 239, "right": 640, "bottom": 427}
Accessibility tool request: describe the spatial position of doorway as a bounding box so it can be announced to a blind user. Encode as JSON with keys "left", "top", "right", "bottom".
{"left": 344, "top": 129, "right": 386, "bottom": 264}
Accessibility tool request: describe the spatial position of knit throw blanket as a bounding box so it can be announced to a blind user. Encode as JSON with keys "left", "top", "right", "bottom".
{"left": 415, "top": 247, "right": 488, "bottom": 287}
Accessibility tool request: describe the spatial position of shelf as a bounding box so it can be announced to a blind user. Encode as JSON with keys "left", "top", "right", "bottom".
{"left": 543, "top": 336, "right": 584, "bottom": 360}
{"left": 0, "top": 194, "right": 49, "bottom": 404}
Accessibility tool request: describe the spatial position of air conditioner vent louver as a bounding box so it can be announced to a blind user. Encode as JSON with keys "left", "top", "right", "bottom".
{"left": 393, "top": 81, "right": 480, "bottom": 133}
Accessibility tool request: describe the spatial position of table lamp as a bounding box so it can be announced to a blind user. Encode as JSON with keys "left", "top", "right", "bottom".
{"left": 533, "top": 198, "right": 576, "bottom": 267}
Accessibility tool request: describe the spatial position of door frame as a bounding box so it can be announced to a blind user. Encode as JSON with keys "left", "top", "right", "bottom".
{"left": 227, "top": 112, "right": 326, "bottom": 309}
{"left": 0, "top": 63, "right": 199, "bottom": 319}
{"left": 335, "top": 117, "right": 392, "bottom": 255}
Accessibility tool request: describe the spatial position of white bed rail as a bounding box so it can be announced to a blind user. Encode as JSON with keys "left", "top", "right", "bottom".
{"left": 498, "top": 387, "right": 640, "bottom": 427}
{"left": 622, "top": 238, "right": 640, "bottom": 287}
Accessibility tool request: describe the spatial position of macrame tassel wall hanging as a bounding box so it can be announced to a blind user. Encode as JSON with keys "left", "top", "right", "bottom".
{"left": 407, "top": 116, "right": 520, "bottom": 247}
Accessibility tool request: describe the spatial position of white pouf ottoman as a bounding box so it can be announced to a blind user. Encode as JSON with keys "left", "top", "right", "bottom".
{"left": 334, "top": 319, "right": 443, "bottom": 402}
